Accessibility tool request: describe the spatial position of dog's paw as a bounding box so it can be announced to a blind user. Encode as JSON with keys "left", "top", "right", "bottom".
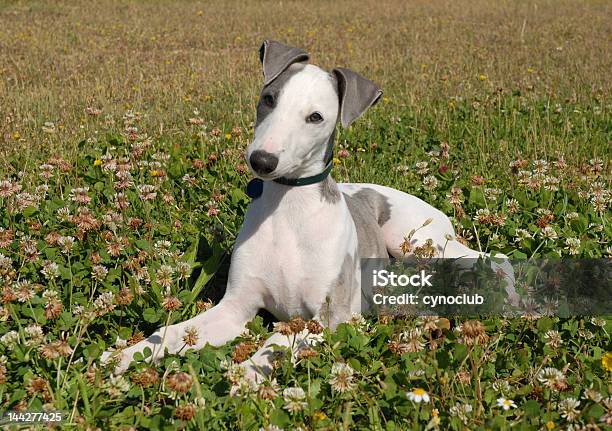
{"left": 100, "top": 350, "right": 130, "bottom": 374}
{"left": 243, "top": 364, "right": 267, "bottom": 384}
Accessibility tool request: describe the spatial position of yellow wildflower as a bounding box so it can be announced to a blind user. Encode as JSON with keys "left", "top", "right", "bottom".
{"left": 312, "top": 411, "right": 327, "bottom": 421}
{"left": 602, "top": 352, "right": 612, "bottom": 372}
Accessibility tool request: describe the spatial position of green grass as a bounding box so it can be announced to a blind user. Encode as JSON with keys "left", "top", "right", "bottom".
{"left": 0, "top": 0, "right": 610, "bottom": 429}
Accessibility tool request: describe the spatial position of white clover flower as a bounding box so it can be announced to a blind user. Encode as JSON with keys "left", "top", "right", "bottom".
{"left": 348, "top": 313, "right": 369, "bottom": 332}
{"left": 590, "top": 317, "right": 606, "bottom": 327}
{"left": 91, "top": 264, "right": 108, "bottom": 281}
{"left": 58, "top": 236, "right": 76, "bottom": 254}
{"left": 0, "top": 330, "right": 19, "bottom": 349}
{"left": 537, "top": 367, "right": 565, "bottom": 388}
{"left": 154, "top": 240, "right": 172, "bottom": 257}
{"left": 539, "top": 226, "right": 558, "bottom": 241}
{"left": 544, "top": 330, "right": 563, "bottom": 348}
{"left": 564, "top": 237, "right": 580, "bottom": 255}
{"left": 41, "top": 261, "right": 60, "bottom": 280}
{"left": 328, "top": 362, "right": 356, "bottom": 393}
{"left": 450, "top": 402, "right": 473, "bottom": 425}
{"left": 56, "top": 207, "right": 72, "bottom": 222}
{"left": 229, "top": 378, "right": 258, "bottom": 398}
{"left": 176, "top": 262, "right": 191, "bottom": 280}
{"left": 105, "top": 375, "right": 131, "bottom": 397}
{"left": 582, "top": 389, "right": 602, "bottom": 403}
{"left": 93, "top": 291, "right": 115, "bottom": 315}
{"left": 24, "top": 324, "right": 44, "bottom": 346}
{"left": 532, "top": 159, "right": 549, "bottom": 174}
{"left": 557, "top": 397, "right": 580, "bottom": 422}
{"left": 396, "top": 165, "right": 410, "bottom": 175}
{"left": 35, "top": 184, "right": 50, "bottom": 195}
{"left": 415, "top": 161, "right": 429, "bottom": 175}
{"left": 42, "top": 289, "right": 59, "bottom": 300}
{"left": 137, "top": 184, "right": 157, "bottom": 201}
{"left": 283, "top": 387, "right": 307, "bottom": 412}
{"left": 115, "top": 337, "right": 127, "bottom": 349}
{"left": 565, "top": 212, "right": 579, "bottom": 221}
{"left": 492, "top": 379, "right": 511, "bottom": 394}
{"left": 223, "top": 362, "right": 247, "bottom": 385}
{"left": 156, "top": 264, "right": 174, "bottom": 288}
{"left": 544, "top": 176, "right": 560, "bottom": 191}
{"left": 505, "top": 198, "right": 520, "bottom": 214}
{"left": 69, "top": 187, "right": 92, "bottom": 205}
{"left": 484, "top": 188, "right": 502, "bottom": 200}
{"left": 514, "top": 229, "right": 532, "bottom": 243}
{"left": 422, "top": 175, "right": 438, "bottom": 191}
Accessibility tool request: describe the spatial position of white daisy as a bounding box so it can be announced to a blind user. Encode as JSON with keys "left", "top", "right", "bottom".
{"left": 407, "top": 387, "right": 430, "bottom": 403}
{"left": 496, "top": 397, "right": 517, "bottom": 410}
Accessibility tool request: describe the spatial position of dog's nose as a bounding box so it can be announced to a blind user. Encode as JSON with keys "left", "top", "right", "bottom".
{"left": 249, "top": 150, "right": 279, "bottom": 175}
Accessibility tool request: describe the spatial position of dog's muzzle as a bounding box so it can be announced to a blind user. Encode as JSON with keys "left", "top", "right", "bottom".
{"left": 249, "top": 150, "right": 279, "bottom": 175}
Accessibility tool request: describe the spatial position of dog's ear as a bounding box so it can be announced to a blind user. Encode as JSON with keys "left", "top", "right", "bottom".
{"left": 332, "top": 68, "right": 382, "bottom": 128}
{"left": 259, "top": 40, "right": 309, "bottom": 87}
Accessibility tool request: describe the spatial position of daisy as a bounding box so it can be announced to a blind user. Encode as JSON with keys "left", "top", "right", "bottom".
{"left": 407, "top": 387, "right": 430, "bottom": 403}
{"left": 496, "top": 397, "right": 517, "bottom": 410}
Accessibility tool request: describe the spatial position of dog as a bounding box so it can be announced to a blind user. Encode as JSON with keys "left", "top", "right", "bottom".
{"left": 104, "top": 40, "right": 515, "bottom": 380}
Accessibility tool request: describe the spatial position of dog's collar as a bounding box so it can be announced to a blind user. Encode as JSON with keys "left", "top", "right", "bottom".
{"left": 274, "top": 160, "right": 333, "bottom": 186}
{"left": 246, "top": 160, "right": 333, "bottom": 199}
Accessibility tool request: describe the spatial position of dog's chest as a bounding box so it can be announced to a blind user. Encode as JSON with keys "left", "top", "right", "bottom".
{"left": 233, "top": 193, "right": 356, "bottom": 319}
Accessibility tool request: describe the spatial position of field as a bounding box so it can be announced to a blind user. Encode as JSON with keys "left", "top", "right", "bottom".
{"left": 0, "top": 0, "right": 611, "bottom": 429}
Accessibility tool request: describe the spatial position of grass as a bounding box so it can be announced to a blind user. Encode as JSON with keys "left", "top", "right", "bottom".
{"left": 0, "top": 0, "right": 610, "bottom": 429}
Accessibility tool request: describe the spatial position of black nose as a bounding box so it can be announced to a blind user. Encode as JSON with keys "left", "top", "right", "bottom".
{"left": 249, "top": 150, "right": 279, "bottom": 175}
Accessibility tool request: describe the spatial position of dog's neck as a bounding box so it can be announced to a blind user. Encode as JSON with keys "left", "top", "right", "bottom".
{"left": 261, "top": 176, "right": 338, "bottom": 208}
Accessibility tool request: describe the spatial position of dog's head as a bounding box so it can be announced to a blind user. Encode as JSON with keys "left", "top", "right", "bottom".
{"left": 246, "top": 40, "right": 382, "bottom": 180}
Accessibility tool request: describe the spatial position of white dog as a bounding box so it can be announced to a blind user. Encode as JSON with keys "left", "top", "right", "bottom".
{"left": 104, "top": 40, "right": 515, "bottom": 380}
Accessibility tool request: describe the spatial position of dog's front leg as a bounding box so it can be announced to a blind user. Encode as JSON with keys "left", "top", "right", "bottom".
{"left": 240, "top": 329, "right": 319, "bottom": 383}
{"left": 105, "top": 296, "right": 257, "bottom": 374}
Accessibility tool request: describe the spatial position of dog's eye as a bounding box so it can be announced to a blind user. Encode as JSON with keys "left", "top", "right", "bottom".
{"left": 262, "top": 94, "right": 275, "bottom": 107}
{"left": 307, "top": 112, "right": 323, "bottom": 123}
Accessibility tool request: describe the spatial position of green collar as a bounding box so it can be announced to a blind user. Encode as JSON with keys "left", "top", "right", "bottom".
{"left": 273, "top": 160, "right": 333, "bottom": 186}
{"left": 246, "top": 158, "right": 334, "bottom": 199}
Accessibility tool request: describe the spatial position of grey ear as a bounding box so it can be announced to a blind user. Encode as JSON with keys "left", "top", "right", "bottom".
{"left": 259, "top": 40, "right": 309, "bottom": 86}
{"left": 332, "top": 67, "right": 383, "bottom": 128}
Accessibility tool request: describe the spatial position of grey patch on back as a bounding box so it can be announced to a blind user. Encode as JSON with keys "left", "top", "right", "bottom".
{"left": 343, "top": 191, "right": 388, "bottom": 259}
{"left": 255, "top": 63, "right": 305, "bottom": 127}
{"left": 348, "top": 188, "right": 391, "bottom": 226}
{"left": 319, "top": 175, "right": 341, "bottom": 204}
